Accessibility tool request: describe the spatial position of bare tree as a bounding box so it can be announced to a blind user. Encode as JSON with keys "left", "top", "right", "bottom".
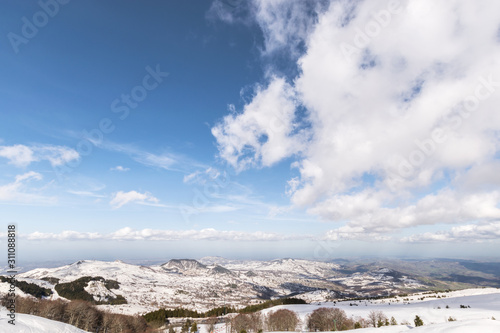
{"left": 231, "top": 313, "right": 262, "bottom": 333}
{"left": 16, "top": 296, "right": 39, "bottom": 315}
{"left": 66, "top": 300, "right": 97, "bottom": 330}
{"left": 249, "top": 312, "right": 263, "bottom": 332}
{"left": 266, "top": 309, "right": 299, "bottom": 331}
{"left": 38, "top": 299, "right": 67, "bottom": 322}
{"left": 367, "top": 310, "right": 387, "bottom": 328}
{"left": 207, "top": 316, "right": 218, "bottom": 333}
{"left": 353, "top": 317, "right": 369, "bottom": 329}
{"left": 307, "top": 307, "right": 348, "bottom": 331}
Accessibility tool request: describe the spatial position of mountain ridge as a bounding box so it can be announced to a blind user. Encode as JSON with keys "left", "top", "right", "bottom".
{"left": 7, "top": 257, "right": 500, "bottom": 316}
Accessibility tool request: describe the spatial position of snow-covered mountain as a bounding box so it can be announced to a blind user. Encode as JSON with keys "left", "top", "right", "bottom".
{"left": 161, "top": 259, "right": 208, "bottom": 273}
{"left": 2, "top": 288, "right": 500, "bottom": 332}
{"left": 0, "top": 307, "right": 89, "bottom": 332}
{"left": 12, "top": 258, "right": 425, "bottom": 315}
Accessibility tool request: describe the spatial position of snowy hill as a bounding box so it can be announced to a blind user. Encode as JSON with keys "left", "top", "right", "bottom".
{"left": 258, "top": 288, "right": 500, "bottom": 332}
{"left": 161, "top": 259, "right": 208, "bottom": 273}
{"left": 7, "top": 257, "right": 499, "bottom": 317}
{"left": 13, "top": 258, "right": 427, "bottom": 315}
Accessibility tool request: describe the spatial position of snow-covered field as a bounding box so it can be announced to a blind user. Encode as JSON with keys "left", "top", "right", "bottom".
{"left": 1, "top": 288, "right": 499, "bottom": 332}
{"left": 257, "top": 288, "right": 500, "bottom": 332}
{"left": 0, "top": 307, "right": 89, "bottom": 332}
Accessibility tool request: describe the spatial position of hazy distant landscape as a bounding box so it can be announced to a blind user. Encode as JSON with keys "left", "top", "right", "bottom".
{"left": 9, "top": 257, "right": 500, "bottom": 314}
{"left": 2, "top": 256, "right": 500, "bottom": 332}
{"left": 2, "top": 0, "right": 500, "bottom": 332}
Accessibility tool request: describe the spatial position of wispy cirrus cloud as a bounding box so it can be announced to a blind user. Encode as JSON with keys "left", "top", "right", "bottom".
{"left": 92, "top": 140, "right": 206, "bottom": 173}
{"left": 67, "top": 190, "right": 107, "bottom": 198}
{"left": 0, "top": 171, "right": 56, "bottom": 204}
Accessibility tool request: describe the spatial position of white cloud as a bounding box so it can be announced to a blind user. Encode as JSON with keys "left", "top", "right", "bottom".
{"left": 213, "top": 0, "right": 500, "bottom": 235}
{"left": 37, "top": 145, "right": 80, "bottom": 166}
{"left": 206, "top": 0, "right": 248, "bottom": 24}
{"left": 212, "top": 77, "right": 307, "bottom": 171}
{"left": 110, "top": 190, "right": 160, "bottom": 209}
{"left": 308, "top": 189, "right": 500, "bottom": 233}
{"left": 0, "top": 144, "right": 79, "bottom": 167}
{"left": 183, "top": 167, "right": 222, "bottom": 184}
{"left": 26, "top": 230, "right": 103, "bottom": 241}
{"left": 22, "top": 227, "right": 308, "bottom": 242}
{"left": 250, "top": 0, "right": 328, "bottom": 57}
{"left": 403, "top": 221, "right": 500, "bottom": 243}
{"left": 110, "top": 166, "right": 130, "bottom": 172}
{"left": 0, "top": 144, "right": 35, "bottom": 167}
{"left": 67, "top": 190, "right": 106, "bottom": 198}
{"left": 0, "top": 171, "right": 55, "bottom": 204}
{"left": 324, "top": 225, "right": 391, "bottom": 242}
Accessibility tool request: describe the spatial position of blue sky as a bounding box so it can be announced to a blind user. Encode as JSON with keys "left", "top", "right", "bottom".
{"left": 1, "top": 0, "right": 500, "bottom": 264}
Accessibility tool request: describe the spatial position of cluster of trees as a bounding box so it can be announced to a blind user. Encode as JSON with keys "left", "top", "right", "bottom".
{"left": 266, "top": 309, "right": 300, "bottom": 331}
{"left": 179, "top": 319, "right": 198, "bottom": 333}
{"left": 227, "top": 308, "right": 426, "bottom": 332}
{"left": 239, "top": 298, "right": 306, "bottom": 314}
{"left": 143, "top": 298, "right": 305, "bottom": 326}
{"left": 41, "top": 276, "right": 60, "bottom": 284}
{"left": 307, "top": 309, "right": 423, "bottom": 330}
{"left": 0, "top": 276, "right": 52, "bottom": 298}
{"left": 144, "top": 305, "right": 238, "bottom": 325}
{"left": 230, "top": 312, "right": 263, "bottom": 333}
{"left": 307, "top": 308, "right": 351, "bottom": 331}
{"left": 0, "top": 295, "right": 150, "bottom": 333}
{"left": 54, "top": 276, "right": 126, "bottom": 305}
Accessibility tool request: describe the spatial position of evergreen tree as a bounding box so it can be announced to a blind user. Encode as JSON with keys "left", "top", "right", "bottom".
{"left": 414, "top": 315, "right": 424, "bottom": 327}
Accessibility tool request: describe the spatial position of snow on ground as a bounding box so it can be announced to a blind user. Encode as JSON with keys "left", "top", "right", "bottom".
{"left": 84, "top": 280, "right": 117, "bottom": 302}
{"left": 259, "top": 288, "right": 500, "bottom": 330}
{"left": 409, "top": 319, "right": 500, "bottom": 332}
{"left": 250, "top": 319, "right": 500, "bottom": 332}
{"left": 0, "top": 306, "right": 89, "bottom": 332}
{"left": 15, "top": 258, "right": 430, "bottom": 315}
{"left": 0, "top": 281, "right": 31, "bottom": 299}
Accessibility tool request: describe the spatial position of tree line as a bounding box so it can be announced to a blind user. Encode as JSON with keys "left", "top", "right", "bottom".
{"left": 0, "top": 276, "right": 52, "bottom": 298}
{"left": 54, "top": 276, "right": 126, "bottom": 305}
{"left": 228, "top": 308, "right": 424, "bottom": 332}
{"left": 143, "top": 298, "right": 306, "bottom": 326}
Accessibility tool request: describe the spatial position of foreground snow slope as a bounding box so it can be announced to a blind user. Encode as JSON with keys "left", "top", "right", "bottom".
{"left": 300, "top": 319, "right": 500, "bottom": 332}
{"left": 0, "top": 307, "right": 89, "bottom": 333}
{"left": 259, "top": 288, "right": 500, "bottom": 330}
